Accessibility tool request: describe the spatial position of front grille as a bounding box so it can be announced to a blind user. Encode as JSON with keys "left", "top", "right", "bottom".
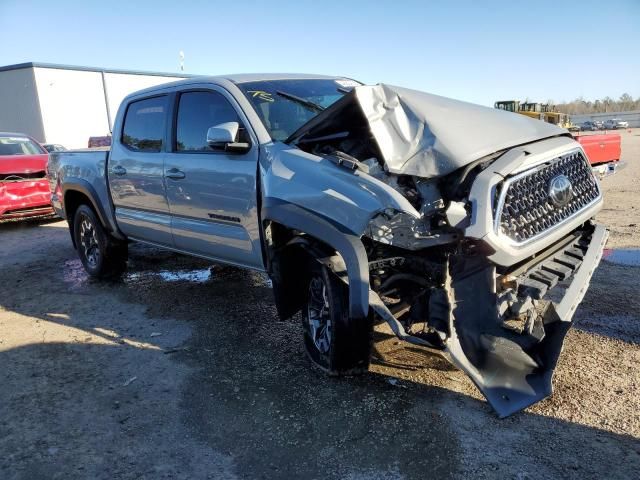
{"left": 496, "top": 151, "right": 600, "bottom": 243}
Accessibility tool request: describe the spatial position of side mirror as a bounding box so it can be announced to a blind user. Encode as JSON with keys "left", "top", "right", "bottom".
{"left": 206, "top": 122, "right": 250, "bottom": 153}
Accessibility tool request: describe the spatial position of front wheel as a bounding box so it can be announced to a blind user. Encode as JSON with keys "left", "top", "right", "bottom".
{"left": 73, "top": 205, "right": 127, "bottom": 278}
{"left": 301, "top": 264, "right": 372, "bottom": 375}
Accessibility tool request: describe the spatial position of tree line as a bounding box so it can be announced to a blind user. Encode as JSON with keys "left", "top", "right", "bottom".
{"left": 549, "top": 93, "right": 639, "bottom": 115}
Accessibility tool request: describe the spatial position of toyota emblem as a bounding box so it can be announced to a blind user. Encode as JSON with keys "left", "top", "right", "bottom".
{"left": 548, "top": 174, "right": 573, "bottom": 207}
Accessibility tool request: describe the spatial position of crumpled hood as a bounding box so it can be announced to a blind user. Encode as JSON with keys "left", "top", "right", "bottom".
{"left": 291, "top": 84, "right": 568, "bottom": 178}
{"left": 0, "top": 154, "right": 48, "bottom": 175}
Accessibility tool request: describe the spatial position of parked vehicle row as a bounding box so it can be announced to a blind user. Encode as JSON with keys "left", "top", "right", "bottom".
{"left": 579, "top": 121, "right": 603, "bottom": 131}
{"left": 574, "top": 119, "right": 630, "bottom": 131}
{"left": 604, "top": 118, "right": 629, "bottom": 129}
{"left": 47, "top": 74, "right": 608, "bottom": 417}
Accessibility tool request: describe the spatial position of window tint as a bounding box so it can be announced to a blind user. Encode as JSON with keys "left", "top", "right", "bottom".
{"left": 122, "top": 96, "right": 167, "bottom": 152}
{"left": 176, "top": 91, "right": 241, "bottom": 151}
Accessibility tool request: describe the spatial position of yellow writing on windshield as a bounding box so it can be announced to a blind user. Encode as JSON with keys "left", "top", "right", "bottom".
{"left": 247, "top": 90, "right": 274, "bottom": 102}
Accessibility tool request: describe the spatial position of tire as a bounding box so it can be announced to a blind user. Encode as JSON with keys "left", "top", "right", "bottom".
{"left": 301, "top": 263, "right": 372, "bottom": 375}
{"left": 73, "top": 204, "right": 127, "bottom": 278}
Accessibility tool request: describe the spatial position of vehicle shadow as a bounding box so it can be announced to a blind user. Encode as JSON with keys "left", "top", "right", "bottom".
{"left": 0, "top": 215, "right": 59, "bottom": 229}
{"left": 370, "top": 335, "right": 457, "bottom": 373}
{"left": 1, "top": 242, "right": 639, "bottom": 479}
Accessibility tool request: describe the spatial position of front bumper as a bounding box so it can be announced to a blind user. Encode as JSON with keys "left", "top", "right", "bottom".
{"left": 447, "top": 223, "right": 608, "bottom": 417}
{"left": 0, "top": 179, "right": 54, "bottom": 220}
{"left": 370, "top": 223, "right": 608, "bottom": 417}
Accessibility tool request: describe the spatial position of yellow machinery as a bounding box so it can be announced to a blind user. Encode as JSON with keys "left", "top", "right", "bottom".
{"left": 494, "top": 100, "right": 572, "bottom": 128}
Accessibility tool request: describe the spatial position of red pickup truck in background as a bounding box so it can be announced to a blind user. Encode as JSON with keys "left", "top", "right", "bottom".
{"left": 0, "top": 132, "right": 54, "bottom": 221}
{"left": 574, "top": 132, "right": 622, "bottom": 178}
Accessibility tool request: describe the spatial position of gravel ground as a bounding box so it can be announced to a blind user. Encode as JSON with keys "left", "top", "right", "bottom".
{"left": 1, "top": 129, "right": 639, "bottom": 479}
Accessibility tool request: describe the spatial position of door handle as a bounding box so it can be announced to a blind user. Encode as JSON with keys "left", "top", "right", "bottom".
{"left": 165, "top": 168, "right": 186, "bottom": 180}
{"left": 112, "top": 165, "right": 127, "bottom": 176}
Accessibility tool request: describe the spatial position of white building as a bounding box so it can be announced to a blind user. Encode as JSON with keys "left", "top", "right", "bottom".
{"left": 0, "top": 62, "right": 189, "bottom": 148}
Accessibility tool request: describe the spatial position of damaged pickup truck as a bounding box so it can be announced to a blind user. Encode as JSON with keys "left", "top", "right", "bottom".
{"left": 47, "top": 74, "right": 608, "bottom": 417}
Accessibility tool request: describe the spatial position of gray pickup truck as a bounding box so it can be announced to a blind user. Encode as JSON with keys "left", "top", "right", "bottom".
{"left": 47, "top": 74, "right": 608, "bottom": 417}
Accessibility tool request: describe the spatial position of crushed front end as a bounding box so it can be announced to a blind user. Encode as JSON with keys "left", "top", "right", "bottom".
{"left": 362, "top": 140, "right": 606, "bottom": 416}
{"left": 283, "top": 83, "right": 608, "bottom": 416}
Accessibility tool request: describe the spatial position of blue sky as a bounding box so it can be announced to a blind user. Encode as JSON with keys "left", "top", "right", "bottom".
{"left": 1, "top": 0, "right": 638, "bottom": 106}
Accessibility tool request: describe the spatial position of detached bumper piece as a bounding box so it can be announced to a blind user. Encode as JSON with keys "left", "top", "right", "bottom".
{"left": 370, "top": 223, "right": 608, "bottom": 417}
{"left": 447, "top": 223, "right": 608, "bottom": 417}
{"left": 518, "top": 235, "right": 595, "bottom": 301}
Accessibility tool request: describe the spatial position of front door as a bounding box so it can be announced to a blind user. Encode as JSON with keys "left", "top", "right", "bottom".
{"left": 108, "top": 94, "right": 172, "bottom": 246}
{"left": 164, "top": 89, "right": 263, "bottom": 269}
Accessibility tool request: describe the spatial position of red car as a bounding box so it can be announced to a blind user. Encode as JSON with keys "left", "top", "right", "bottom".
{"left": 0, "top": 132, "right": 54, "bottom": 221}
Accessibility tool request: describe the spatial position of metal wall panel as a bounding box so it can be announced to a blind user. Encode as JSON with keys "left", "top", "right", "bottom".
{"left": 103, "top": 72, "right": 184, "bottom": 131}
{"left": 0, "top": 68, "right": 45, "bottom": 141}
{"left": 0, "top": 64, "right": 189, "bottom": 149}
{"left": 33, "top": 68, "right": 110, "bottom": 148}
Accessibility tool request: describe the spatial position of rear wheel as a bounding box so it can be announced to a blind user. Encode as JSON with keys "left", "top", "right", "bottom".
{"left": 73, "top": 205, "right": 126, "bottom": 278}
{"left": 301, "top": 264, "right": 372, "bottom": 375}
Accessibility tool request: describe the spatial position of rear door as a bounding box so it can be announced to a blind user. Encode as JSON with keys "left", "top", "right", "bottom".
{"left": 164, "top": 87, "right": 264, "bottom": 269}
{"left": 108, "top": 95, "right": 173, "bottom": 245}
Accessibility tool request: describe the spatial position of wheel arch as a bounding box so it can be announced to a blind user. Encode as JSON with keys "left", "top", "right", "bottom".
{"left": 62, "top": 180, "right": 125, "bottom": 246}
{"left": 262, "top": 201, "right": 370, "bottom": 320}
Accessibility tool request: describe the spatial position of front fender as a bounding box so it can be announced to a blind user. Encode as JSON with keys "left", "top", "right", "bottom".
{"left": 260, "top": 143, "right": 419, "bottom": 319}
{"left": 261, "top": 143, "right": 418, "bottom": 235}
{"left": 262, "top": 200, "right": 370, "bottom": 319}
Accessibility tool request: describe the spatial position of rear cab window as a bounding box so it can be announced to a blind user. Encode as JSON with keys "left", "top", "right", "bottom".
{"left": 121, "top": 96, "right": 168, "bottom": 152}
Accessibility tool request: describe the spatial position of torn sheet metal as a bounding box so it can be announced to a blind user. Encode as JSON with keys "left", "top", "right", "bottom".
{"left": 445, "top": 225, "right": 608, "bottom": 417}
{"left": 369, "top": 225, "right": 608, "bottom": 417}
{"left": 292, "top": 84, "right": 567, "bottom": 178}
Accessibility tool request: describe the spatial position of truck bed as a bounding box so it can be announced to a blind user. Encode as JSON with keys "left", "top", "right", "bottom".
{"left": 47, "top": 148, "right": 115, "bottom": 231}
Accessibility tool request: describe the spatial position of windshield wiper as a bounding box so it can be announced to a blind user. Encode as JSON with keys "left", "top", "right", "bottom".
{"left": 276, "top": 91, "right": 325, "bottom": 113}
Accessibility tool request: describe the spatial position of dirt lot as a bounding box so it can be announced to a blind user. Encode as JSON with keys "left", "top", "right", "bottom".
{"left": 1, "top": 130, "right": 639, "bottom": 479}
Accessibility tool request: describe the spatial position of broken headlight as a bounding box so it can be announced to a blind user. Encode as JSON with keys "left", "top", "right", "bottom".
{"left": 366, "top": 209, "right": 430, "bottom": 248}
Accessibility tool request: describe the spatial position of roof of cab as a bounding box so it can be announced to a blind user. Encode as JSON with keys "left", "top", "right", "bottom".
{"left": 223, "top": 73, "right": 343, "bottom": 83}
{"left": 123, "top": 73, "right": 349, "bottom": 100}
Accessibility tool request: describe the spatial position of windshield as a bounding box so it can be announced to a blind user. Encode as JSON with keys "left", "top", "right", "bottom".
{"left": 0, "top": 136, "right": 46, "bottom": 155}
{"left": 237, "top": 78, "right": 360, "bottom": 141}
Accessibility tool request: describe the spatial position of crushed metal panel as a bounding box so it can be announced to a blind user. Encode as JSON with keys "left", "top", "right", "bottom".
{"left": 356, "top": 84, "right": 568, "bottom": 177}
{"left": 444, "top": 257, "right": 553, "bottom": 418}
{"left": 444, "top": 225, "right": 608, "bottom": 417}
{"left": 292, "top": 84, "right": 568, "bottom": 179}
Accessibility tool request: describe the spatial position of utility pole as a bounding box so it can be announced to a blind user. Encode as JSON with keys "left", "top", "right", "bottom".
{"left": 179, "top": 51, "right": 185, "bottom": 72}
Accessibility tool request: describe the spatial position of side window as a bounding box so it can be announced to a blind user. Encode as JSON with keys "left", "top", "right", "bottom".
{"left": 121, "top": 96, "right": 167, "bottom": 152}
{"left": 176, "top": 91, "right": 242, "bottom": 152}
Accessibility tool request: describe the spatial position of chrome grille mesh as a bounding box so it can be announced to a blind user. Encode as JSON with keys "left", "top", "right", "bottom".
{"left": 497, "top": 151, "right": 600, "bottom": 243}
